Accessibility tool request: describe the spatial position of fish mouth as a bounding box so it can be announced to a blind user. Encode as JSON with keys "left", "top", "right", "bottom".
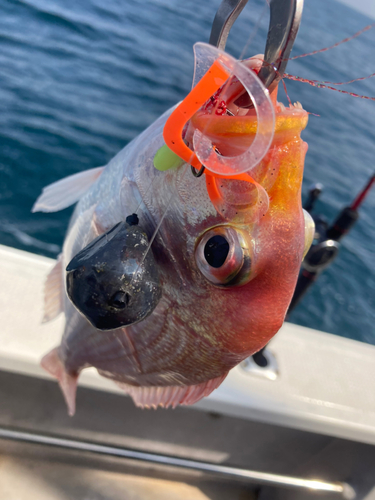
{"left": 66, "top": 220, "right": 162, "bottom": 331}
{"left": 190, "top": 103, "right": 308, "bottom": 158}
{"left": 189, "top": 55, "right": 308, "bottom": 157}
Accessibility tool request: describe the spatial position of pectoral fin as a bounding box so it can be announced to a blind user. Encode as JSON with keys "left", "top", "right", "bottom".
{"left": 43, "top": 254, "right": 64, "bottom": 322}
{"left": 41, "top": 347, "right": 78, "bottom": 416}
{"left": 32, "top": 166, "right": 104, "bottom": 213}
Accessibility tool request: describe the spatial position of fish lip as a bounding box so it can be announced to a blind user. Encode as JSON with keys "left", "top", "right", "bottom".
{"left": 191, "top": 104, "right": 308, "bottom": 136}
{"left": 66, "top": 220, "right": 162, "bottom": 331}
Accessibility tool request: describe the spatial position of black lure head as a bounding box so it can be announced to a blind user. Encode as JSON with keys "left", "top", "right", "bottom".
{"left": 66, "top": 216, "right": 161, "bottom": 331}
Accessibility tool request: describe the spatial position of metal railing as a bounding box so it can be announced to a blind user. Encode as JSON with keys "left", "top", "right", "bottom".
{"left": 0, "top": 426, "right": 355, "bottom": 498}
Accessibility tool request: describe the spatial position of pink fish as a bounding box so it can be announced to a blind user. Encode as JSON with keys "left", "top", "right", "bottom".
{"left": 33, "top": 45, "right": 313, "bottom": 414}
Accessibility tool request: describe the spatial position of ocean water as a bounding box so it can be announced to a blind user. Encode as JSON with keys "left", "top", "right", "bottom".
{"left": 1, "top": 0, "right": 374, "bottom": 344}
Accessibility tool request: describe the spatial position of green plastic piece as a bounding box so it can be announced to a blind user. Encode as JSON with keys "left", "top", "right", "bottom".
{"left": 153, "top": 144, "right": 185, "bottom": 171}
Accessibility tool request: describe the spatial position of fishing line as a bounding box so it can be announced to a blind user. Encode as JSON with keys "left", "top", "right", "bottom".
{"left": 280, "top": 78, "right": 320, "bottom": 116}
{"left": 136, "top": 164, "right": 190, "bottom": 266}
{"left": 281, "top": 79, "right": 292, "bottom": 106}
{"left": 284, "top": 73, "right": 375, "bottom": 101}
{"left": 282, "top": 22, "right": 375, "bottom": 100}
{"left": 238, "top": 2, "right": 268, "bottom": 61}
{"left": 286, "top": 72, "right": 375, "bottom": 86}
{"left": 288, "top": 23, "right": 375, "bottom": 61}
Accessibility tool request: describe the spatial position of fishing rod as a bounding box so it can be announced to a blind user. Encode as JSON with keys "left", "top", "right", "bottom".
{"left": 287, "top": 172, "right": 375, "bottom": 314}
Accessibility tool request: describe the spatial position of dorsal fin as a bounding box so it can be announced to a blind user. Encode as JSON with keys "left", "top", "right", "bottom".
{"left": 43, "top": 253, "right": 64, "bottom": 322}
{"left": 32, "top": 166, "right": 104, "bottom": 213}
{"left": 112, "top": 373, "right": 228, "bottom": 409}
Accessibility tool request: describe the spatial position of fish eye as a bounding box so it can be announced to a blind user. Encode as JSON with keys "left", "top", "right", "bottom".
{"left": 204, "top": 235, "right": 230, "bottom": 268}
{"left": 195, "top": 226, "right": 254, "bottom": 287}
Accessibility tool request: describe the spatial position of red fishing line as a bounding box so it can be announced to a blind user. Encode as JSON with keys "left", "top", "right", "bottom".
{"left": 282, "top": 23, "right": 375, "bottom": 101}
{"left": 288, "top": 23, "right": 375, "bottom": 60}
{"left": 287, "top": 73, "right": 375, "bottom": 86}
{"left": 281, "top": 79, "right": 292, "bottom": 106}
{"left": 284, "top": 73, "right": 375, "bottom": 101}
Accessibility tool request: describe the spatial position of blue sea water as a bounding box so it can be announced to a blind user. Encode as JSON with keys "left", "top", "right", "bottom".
{"left": 0, "top": 0, "right": 374, "bottom": 343}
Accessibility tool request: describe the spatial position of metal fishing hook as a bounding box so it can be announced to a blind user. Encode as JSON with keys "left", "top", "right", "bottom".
{"left": 234, "top": 0, "right": 304, "bottom": 106}
{"left": 209, "top": 0, "right": 249, "bottom": 50}
{"left": 191, "top": 164, "right": 206, "bottom": 177}
{"left": 209, "top": 0, "right": 304, "bottom": 106}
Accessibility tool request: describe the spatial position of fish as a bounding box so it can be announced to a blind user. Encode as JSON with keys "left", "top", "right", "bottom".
{"left": 33, "top": 44, "right": 314, "bottom": 414}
